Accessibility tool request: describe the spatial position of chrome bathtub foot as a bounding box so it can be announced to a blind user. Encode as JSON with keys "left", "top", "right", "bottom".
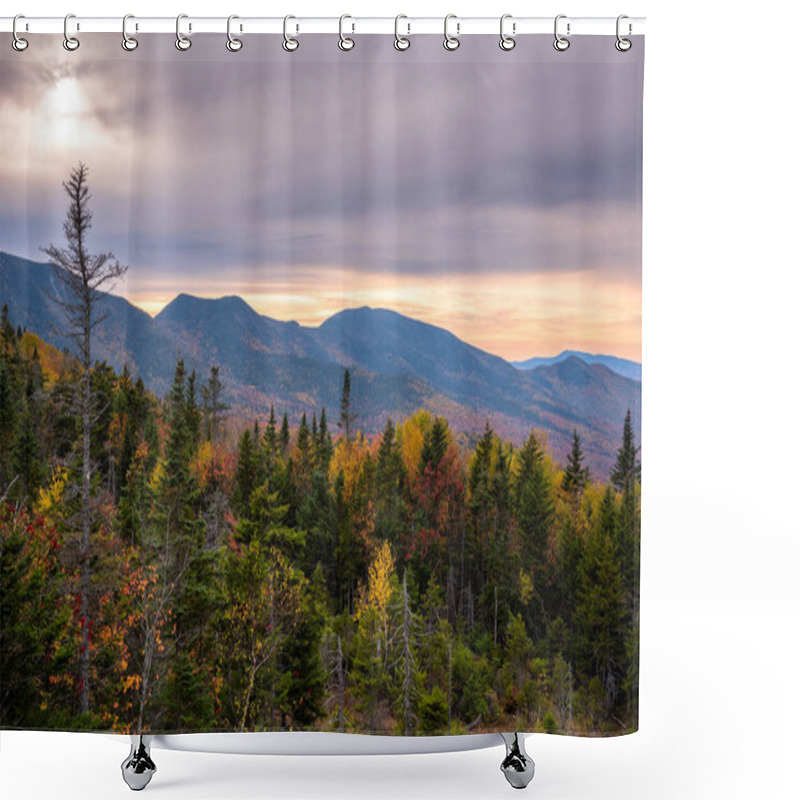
{"left": 121, "top": 734, "right": 157, "bottom": 791}
{"left": 500, "top": 733, "right": 535, "bottom": 790}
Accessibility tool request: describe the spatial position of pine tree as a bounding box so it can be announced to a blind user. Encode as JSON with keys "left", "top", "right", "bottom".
{"left": 375, "top": 418, "right": 406, "bottom": 548}
{"left": 515, "top": 431, "right": 554, "bottom": 570}
{"left": 263, "top": 405, "right": 279, "bottom": 474}
{"left": 276, "top": 564, "right": 328, "bottom": 727}
{"left": 164, "top": 359, "right": 193, "bottom": 523}
{"left": 201, "top": 365, "right": 227, "bottom": 443}
{"left": 562, "top": 430, "right": 590, "bottom": 496}
{"left": 279, "top": 412, "right": 291, "bottom": 458}
{"left": 295, "top": 413, "right": 313, "bottom": 495}
{"left": 515, "top": 431, "right": 555, "bottom": 635}
{"left": 235, "top": 427, "right": 259, "bottom": 517}
{"left": 316, "top": 407, "right": 333, "bottom": 471}
{"left": 13, "top": 399, "right": 40, "bottom": 502}
{"left": 576, "top": 487, "right": 625, "bottom": 721}
{"left": 185, "top": 370, "right": 201, "bottom": 451}
{"left": 610, "top": 410, "right": 640, "bottom": 492}
{"left": 420, "top": 416, "right": 449, "bottom": 473}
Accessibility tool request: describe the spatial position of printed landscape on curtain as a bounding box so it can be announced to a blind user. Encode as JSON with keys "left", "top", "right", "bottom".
{"left": 0, "top": 34, "right": 643, "bottom": 736}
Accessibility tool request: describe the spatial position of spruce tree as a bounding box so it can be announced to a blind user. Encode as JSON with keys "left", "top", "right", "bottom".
{"left": 611, "top": 409, "right": 640, "bottom": 492}
{"left": 295, "top": 413, "right": 313, "bottom": 495}
{"left": 262, "top": 405, "right": 278, "bottom": 475}
{"left": 315, "top": 407, "right": 334, "bottom": 471}
{"left": 185, "top": 370, "right": 201, "bottom": 451}
{"left": 515, "top": 431, "right": 555, "bottom": 633}
{"left": 235, "top": 427, "right": 258, "bottom": 517}
{"left": 375, "top": 418, "right": 406, "bottom": 548}
{"left": 279, "top": 412, "right": 291, "bottom": 457}
{"left": 576, "top": 487, "right": 625, "bottom": 721}
{"left": 420, "top": 416, "right": 449, "bottom": 473}
{"left": 562, "top": 430, "right": 590, "bottom": 496}
{"left": 201, "top": 365, "right": 227, "bottom": 443}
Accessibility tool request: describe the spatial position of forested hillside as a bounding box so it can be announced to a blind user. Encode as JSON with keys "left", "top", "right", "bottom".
{"left": 1, "top": 250, "right": 641, "bottom": 475}
{"left": 0, "top": 307, "right": 640, "bottom": 736}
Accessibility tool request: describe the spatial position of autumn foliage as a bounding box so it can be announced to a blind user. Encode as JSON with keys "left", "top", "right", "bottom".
{"left": 0, "top": 307, "right": 640, "bottom": 736}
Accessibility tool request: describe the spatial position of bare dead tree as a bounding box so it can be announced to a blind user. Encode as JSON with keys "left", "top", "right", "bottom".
{"left": 41, "top": 163, "right": 127, "bottom": 716}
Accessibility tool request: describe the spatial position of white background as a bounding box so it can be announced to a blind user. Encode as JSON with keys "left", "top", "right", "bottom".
{"left": 2, "top": 1, "right": 799, "bottom": 798}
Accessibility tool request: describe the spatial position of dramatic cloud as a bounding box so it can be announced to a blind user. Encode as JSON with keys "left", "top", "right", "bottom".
{"left": 1, "top": 33, "right": 643, "bottom": 360}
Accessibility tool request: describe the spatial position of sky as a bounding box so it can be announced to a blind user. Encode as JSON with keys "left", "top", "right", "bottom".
{"left": 0, "top": 33, "right": 643, "bottom": 362}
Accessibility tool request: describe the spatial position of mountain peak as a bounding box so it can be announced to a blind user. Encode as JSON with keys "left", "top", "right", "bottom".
{"left": 513, "top": 349, "right": 641, "bottom": 382}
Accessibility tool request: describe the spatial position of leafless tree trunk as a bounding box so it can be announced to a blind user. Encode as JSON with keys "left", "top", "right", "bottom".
{"left": 401, "top": 572, "right": 414, "bottom": 736}
{"left": 448, "top": 641, "right": 453, "bottom": 734}
{"left": 42, "top": 163, "right": 127, "bottom": 716}
{"left": 337, "top": 635, "right": 345, "bottom": 733}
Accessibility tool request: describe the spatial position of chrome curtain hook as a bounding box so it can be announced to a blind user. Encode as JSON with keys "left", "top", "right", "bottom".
{"left": 122, "top": 14, "right": 138, "bottom": 51}
{"left": 12, "top": 14, "right": 29, "bottom": 51}
{"left": 339, "top": 14, "right": 354, "bottom": 51}
{"left": 226, "top": 14, "right": 243, "bottom": 51}
{"left": 394, "top": 14, "right": 410, "bottom": 51}
{"left": 616, "top": 14, "right": 632, "bottom": 51}
{"left": 499, "top": 14, "right": 516, "bottom": 51}
{"left": 553, "top": 14, "right": 570, "bottom": 51}
{"left": 175, "top": 13, "right": 191, "bottom": 51}
{"left": 63, "top": 13, "right": 80, "bottom": 51}
{"left": 283, "top": 15, "right": 299, "bottom": 51}
{"left": 443, "top": 14, "right": 460, "bottom": 51}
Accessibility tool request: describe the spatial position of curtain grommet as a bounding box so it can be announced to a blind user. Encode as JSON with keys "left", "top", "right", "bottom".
{"left": 394, "top": 15, "right": 410, "bottom": 51}
{"left": 121, "top": 14, "right": 138, "bottom": 51}
{"left": 443, "top": 14, "right": 460, "bottom": 51}
{"left": 63, "top": 13, "right": 80, "bottom": 51}
{"left": 554, "top": 14, "right": 570, "bottom": 51}
{"left": 175, "top": 13, "right": 192, "bottom": 51}
{"left": 615, "top": 15, "right": 632, "bottom": 51}
{"left": 282, "top": 15, "right": 299, "bottom": 51}
{"left": 499, "top": 14, "right": 516, "bottom": 51}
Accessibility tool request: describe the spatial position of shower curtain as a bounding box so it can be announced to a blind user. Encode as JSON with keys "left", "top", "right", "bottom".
{"left": 0, "top": 30, "right": 643, "bottom": 739}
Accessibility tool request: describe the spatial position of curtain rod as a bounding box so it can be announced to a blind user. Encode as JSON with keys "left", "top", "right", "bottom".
{"left": 0, "top": 16, "right": 646, "bottom": 36}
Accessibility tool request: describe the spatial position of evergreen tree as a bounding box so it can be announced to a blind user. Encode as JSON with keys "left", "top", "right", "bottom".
{"left": 375, "top": 418, "right": 407, "bottom": 548}
{"left": 576, "top": 487, "right": 625, "bottom": 721}
{"left": 263, "top": 405, "right": 279, "bottom": 475}
{"left": 279, "top": 412, "right": 291, "bottom": 457}
{"left": 562, "top": 430, "right": 590, "bottom": 496}
{"left": 420, "top": 416, "right": 449, "bottom": 473}
{"left": 201, "top": 365, "right": 227, "bottom": 443}
{"left": 295, "top": 413, "right": 313, "bottom": 495}
{"left": 234, "top": 427, "right": 259, "bottom": 517}
{"left": 276, "top": 564, "right": 328, "bottom": 727}
{"left": 13, "top": 399, "right": 40, "bottom": 502}
{"left": 316, "top": 407, "right": 334, "bottom": 471}
{"left": 515, "top": 431, "right": 554, "bottom": 579}
{"left": 610, "top": 409, "right": 640, "bottom": 492}
{"left": 185, "top": 370, "right": 201, "bottom": 451}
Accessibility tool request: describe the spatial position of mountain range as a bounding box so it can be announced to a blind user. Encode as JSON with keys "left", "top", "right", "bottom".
{"left": 513, "top": 350, "right": 641, "bottom": 381}
{"left": 0, "top": 251, "right": 641, "bottom": 476}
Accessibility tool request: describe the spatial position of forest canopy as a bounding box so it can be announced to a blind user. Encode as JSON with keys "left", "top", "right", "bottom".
{"left": 0, "top": 308, "right": 640, "bottom": 736}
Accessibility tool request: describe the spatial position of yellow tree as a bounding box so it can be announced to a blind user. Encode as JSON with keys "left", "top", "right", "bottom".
{"left": 355, "top": 541, "right": 396, "bottom": 667}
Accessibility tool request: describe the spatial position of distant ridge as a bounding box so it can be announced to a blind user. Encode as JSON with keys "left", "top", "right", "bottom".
{"left": 1, "top": 251, "right": 640, "bottom": 475}
{"left": 513, "top": 350, "right": 641, "bottom": 381}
